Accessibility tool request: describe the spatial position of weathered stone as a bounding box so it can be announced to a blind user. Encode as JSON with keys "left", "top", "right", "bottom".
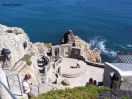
{"left": 34, "top": 42, "right": 48, "bottom": 56}
{"left": 62, "top": 30, "right": 101, "bottom": 63}
{"left": 0, "top": 24, "right": 49, "bottom": 85}
{"left": 63, "top": 79, "right": 70, "bottom": 85}
{"left": 0, "top": 24, "right": 31, "bottom": 68}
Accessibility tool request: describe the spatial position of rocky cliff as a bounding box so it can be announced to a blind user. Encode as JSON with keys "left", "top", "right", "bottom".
{"left": 62, "top": 30, "right": 101, "bottom": 63}
{"left": 0, "top": 24, "right": 48, "bottom": 84}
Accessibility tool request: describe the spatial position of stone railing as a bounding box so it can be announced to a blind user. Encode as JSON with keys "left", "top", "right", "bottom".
{"left": 54, "top": 57, "right": 62, "bottom": 69}
{"left": 44, "top": 63, "right": 51, "bottom": 73}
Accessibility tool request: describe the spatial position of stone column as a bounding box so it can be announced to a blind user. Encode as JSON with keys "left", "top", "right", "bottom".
{"left": 0, "top": 65, "right": 11, "bottom": 99}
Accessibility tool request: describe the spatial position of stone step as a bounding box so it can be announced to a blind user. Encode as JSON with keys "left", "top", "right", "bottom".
{"left": 15, "top": 61, "right": 26, "bottom": 72}
{"left": 12, "top": 60, "right": 23, "bottom": 70}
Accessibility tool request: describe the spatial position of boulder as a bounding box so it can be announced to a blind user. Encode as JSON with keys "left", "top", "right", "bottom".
{"left": 62, "top": 79, "right": 70, "bottom": 85}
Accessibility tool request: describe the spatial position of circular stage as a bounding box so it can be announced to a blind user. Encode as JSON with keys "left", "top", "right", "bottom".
{"left": 60, "top": 58, "right": 87, "bottom": 78}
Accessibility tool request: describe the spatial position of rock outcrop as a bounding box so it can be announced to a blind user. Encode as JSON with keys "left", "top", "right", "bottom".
{"left": 0, "top": 24, "right": 31, "bottom": 67}
{"left": 0, "top": 24, "right": 48, "bottom": 85}
{"left": 62, "top": 30, "right": 101, "bottom": 63}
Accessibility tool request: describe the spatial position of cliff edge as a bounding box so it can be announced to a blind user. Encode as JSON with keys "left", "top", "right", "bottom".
{"left": 0, "top": 24, "right": 48, "bottom": 84}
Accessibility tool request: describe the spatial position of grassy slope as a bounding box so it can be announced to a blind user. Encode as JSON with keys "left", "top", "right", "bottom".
{"left": 33, "top": 85, "right": 113, "bottom": 99}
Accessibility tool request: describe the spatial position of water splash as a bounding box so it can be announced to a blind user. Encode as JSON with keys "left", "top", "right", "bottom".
{"left": 88, "top": 36, "right": 117, "bottom": 62}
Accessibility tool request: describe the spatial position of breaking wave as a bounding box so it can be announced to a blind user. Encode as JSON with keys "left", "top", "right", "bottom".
{"left": 88, "top": 36, "right": 117, "bottom": 62}
{"left": 114, "top": 44, "right": 132, "bottom": 49}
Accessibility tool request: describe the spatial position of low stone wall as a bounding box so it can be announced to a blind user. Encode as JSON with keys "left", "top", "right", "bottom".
{"left": 0, "top": 66, "right": 12, "bottom": 99}
{"left": 70, "top": 47, "right": 104, "bottom": 68}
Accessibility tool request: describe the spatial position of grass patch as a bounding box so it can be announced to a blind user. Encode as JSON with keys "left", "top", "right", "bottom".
{"left": 33, "top": 85, "right": 111, "bottom": 99}
{"left": 22, "top": 54, "right": 32, "bottom": 66}
{"left": 52, "top": 66, "right": 55, "bottom": 69}
{"left": 65, "top": 51, "right": 68, "bottom": 55}
{"left": 61, "top": 80, "right": 70, "bottom": 86}
{"left": 56, "top": 71, "right": 60, "bottom": 75}
{"left": 44, "top": 43, "right": 52, "bottom": 49}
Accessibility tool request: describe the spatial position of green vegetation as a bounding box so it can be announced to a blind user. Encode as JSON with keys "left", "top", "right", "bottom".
{"left": 122, "top": 97, "right": 132, "bottom": 99}
{"left": 65, "top": 51, "right": 68, "bottom": 55}
{"left": 22, "top": 54, "right": 32, "bottom": 66}
{"left": 33, "top": 85, "right": 112, "bottom": 99}
{"left": 44, "top": 43, "right": 52, "bottom": 49}
{"left": 56, "top": 71, "right": 60, "bottom": 75}
{"left": 97, "top": 86, "right": 114, "bottom": 93}
{"left": 52, "top": 66, "right": 55, "bottom": 69}
{"left": 61, "top": 80, "right": 70, "bottom": 86}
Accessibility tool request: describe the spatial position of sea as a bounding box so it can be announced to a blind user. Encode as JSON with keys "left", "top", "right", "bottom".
{"left": 0, "top": 0, "right": 132, "bottom": 63}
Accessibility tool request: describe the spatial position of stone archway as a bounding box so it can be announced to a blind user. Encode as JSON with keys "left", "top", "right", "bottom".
{"left": 55, "top": 48, "right": 59, "bottom": 56}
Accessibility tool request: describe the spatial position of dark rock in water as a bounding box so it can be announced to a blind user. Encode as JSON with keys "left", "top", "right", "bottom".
{"left": 61, "top": 30, "right": 75, "bottom": 44}
{"left": 98, "top": 90, "right": 132, "bottom": 99}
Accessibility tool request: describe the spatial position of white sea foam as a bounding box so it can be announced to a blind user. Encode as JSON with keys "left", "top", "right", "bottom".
{"left": 126, "top": 44, "right": 132, "bottom": 48}
{"left": 88, "top": 37, "right": 117, "bottom": 60}
{"left": 114, "top": 44, "right": 132, "bottom": 49}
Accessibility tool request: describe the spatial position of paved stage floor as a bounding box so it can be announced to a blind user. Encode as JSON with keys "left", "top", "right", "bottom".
{"left": 58, "top": 58, "right": 104, "bottom": 89}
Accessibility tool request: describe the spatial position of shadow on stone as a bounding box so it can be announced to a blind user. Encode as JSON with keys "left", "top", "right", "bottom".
{"left": 70, "top": 66, "right": 76, "bottom": 68}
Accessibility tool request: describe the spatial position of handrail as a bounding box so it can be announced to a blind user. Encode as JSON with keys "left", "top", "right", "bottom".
{"left": 6, "top": 73, "right": 23, "bottom": 96}
{"left": 6, "top": 74, "right": 58, "bottom": 95}
{"left": 0, "top": 80, "right": 17, "bottom": 99}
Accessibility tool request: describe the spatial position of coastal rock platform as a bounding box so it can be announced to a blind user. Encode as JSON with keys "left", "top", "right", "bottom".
{"left": 60, "top": 58, "right": 87, "bottom": 78}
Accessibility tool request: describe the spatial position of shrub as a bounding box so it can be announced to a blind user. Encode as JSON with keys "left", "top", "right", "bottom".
{"left": 61, "top": 80, "right": 70, "bottom": 86}
{"left": 44, "top": 43, "right": 52, "bottom": 49}
{"left": 52, "top": 66, "right": 55, "bottom": 69}
{"left": 22, "top": 54, "right": 32, "bottom": 66}
{"left": 33, "top": 85, "right": 99, "bottom": 99}
{"left": 56, "top": 71, "right": 60, "bottom": 75}
{"left": 26, "top": 61, "right": 32, "bottom": 66}
{"left": 97, "top": 86, "right": 113, "bottom": 93}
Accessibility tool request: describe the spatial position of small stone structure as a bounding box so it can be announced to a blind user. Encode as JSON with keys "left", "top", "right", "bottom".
{"left": 103, "top": 62, "right": 132, "bottom": 90}
{"left": 51, "top": 44, "right": 104, "bottom": 68}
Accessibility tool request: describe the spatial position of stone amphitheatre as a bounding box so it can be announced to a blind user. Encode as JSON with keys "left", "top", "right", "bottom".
{"left": 0, "top": 24, "right": 104, "bottom": 98}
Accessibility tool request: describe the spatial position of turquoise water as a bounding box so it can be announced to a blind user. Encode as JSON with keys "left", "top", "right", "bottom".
{"left": 0, "top": 0, "right": 132, "bottom": 62}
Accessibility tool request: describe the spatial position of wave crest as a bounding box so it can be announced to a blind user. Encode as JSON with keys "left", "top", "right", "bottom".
{"left": 88, "top": 36, "right": 117, "bottom": 62}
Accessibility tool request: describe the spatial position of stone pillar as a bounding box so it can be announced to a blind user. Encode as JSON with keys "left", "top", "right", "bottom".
{"left": 45, "top": 66, "right": 48, "bottom": 84}
{"left": 0, "top": 65, "right": 11, "bottom": 99}
{"left": 58, "top": 66, "right": 62, "bottom": 75}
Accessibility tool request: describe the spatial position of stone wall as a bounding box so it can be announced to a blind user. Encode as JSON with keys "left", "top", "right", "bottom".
{"left": 0, "top": 66, "right": 12, "bottom": 99}
{"left": 103, "top": 63, "right": 121, "bottom": 89}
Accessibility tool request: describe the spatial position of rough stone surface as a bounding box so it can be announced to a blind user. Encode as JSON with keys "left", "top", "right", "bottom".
{"left": 0, "top": 24, "right": 31, "bottom": 67}
{"left": 98, "top": 90, "right": 132, "bottom": 99}
{"left": 0, "top": 24, "right": 49, "bottom": 85}
{"left": 62, "top": 30, "right": 101, "bottom": 63}
{"left": 34, "top": 42, "right": 48, "bottom": 56}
